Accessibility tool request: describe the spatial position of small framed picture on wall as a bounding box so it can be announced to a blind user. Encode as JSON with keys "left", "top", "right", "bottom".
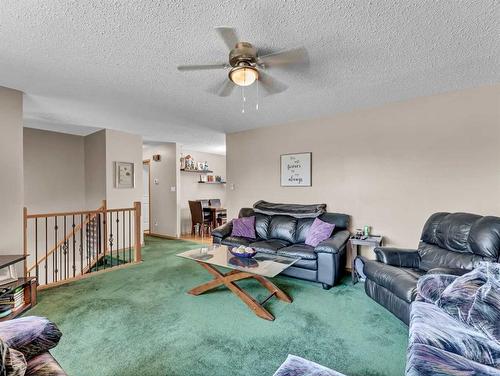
{"left": 280, "top": 152, "right": 312, "bottom": 187}
{"left": 114, "top": 161, "right": 135, "bottom": 189}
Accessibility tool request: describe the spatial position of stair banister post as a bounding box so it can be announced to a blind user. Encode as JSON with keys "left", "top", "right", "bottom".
{"left": 23, "top": 207, "right": 28, "bottom": 277}
{"left": 101, "top": 200, "right": 107, "bottom": 257}
{"left": 133, "top": 201, "right": 141, "bottom": 262}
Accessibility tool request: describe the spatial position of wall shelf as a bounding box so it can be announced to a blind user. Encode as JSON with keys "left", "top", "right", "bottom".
{"left": 198, "top": 181, "right": 226, "bottom": 184}
{"left": 180, "top": 169, "right": 213, "bottom": 174}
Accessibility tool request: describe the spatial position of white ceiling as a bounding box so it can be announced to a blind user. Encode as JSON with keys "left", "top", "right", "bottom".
{"left": 1, "top": 1, "right": 499, "bottom": 154}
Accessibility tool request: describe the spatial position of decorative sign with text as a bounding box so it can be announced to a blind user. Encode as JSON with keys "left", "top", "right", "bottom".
{"left": 280, "top": 153, "right": 312, "bottom": 187}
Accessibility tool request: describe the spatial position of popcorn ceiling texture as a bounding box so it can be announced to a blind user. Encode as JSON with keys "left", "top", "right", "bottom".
{"left": 0, "top": 0, "right": 498, "bottom": 153}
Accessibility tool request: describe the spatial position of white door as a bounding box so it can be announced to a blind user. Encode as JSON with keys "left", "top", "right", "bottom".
{"left": 142, "top": 163, "right": 150, "bottom": 232}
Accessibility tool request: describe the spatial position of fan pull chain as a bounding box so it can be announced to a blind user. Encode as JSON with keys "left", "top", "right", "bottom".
{"left": 256, "top": 79, "right": 259, "bottom": 111}
{"left": 241, "top": 86, "right": 245, "bottom": 114}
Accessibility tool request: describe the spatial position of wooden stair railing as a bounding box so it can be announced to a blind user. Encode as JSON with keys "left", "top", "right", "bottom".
{"left": 24, "top": 201, "right": 142, "bottom": 288}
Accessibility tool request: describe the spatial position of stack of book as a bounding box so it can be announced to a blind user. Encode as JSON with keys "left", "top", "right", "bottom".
{"left": 0, "top": 286, "right": 24, "bottom": 318}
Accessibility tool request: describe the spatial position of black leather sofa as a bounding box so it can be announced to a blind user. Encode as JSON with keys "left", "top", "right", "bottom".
{"left": 212, "top": 208, "right": 350, "bottom": 289}
{"left": 362, "top": 212, "right": 500, "bottom": 324}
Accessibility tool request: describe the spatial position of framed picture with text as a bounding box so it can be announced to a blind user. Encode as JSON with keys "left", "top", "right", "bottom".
{"left": 280, "top": 152, "right": 312, "bottom": 187}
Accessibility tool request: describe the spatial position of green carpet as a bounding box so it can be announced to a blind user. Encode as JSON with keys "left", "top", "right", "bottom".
{"left": 27, "top": 236, "right": 408, "bottom": 376}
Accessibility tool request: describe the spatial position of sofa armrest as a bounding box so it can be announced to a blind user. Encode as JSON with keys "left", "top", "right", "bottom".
{"left": 211, "top": 221, "right": 233, "bottom": 239}
{"left": 314, "top": 230, "right": 350, "bottom": 254}
{"left": 0, "top": 316, "right": 62, "bottom": 360}
{"left": 416, "top": 273, "right": 458, "bottom": 304}
{"left": 374, "top": 247, "right": 420, "bottom": 268}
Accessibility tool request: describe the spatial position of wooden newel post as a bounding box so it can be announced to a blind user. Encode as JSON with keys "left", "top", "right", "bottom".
{"left": 23, "top": 207, "right": 28, "bottom": 278}
{"left": 133, "top": 201, "right": 142, "bottom": 262}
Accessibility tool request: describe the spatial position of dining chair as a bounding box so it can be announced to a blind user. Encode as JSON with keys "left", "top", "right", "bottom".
{"left": 188, "top": 200, "right": 212, "bottom": 236}
{"left": 209, "top": 199, "right": 227, "bottom": 226}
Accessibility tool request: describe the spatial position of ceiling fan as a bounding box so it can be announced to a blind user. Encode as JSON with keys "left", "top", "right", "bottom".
{"left": 177, "top": 27, "right": 309, "bottom": 97}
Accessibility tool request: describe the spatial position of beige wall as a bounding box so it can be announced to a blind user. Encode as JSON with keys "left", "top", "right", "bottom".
{"left": 24, "top": 128, "right": 86, "bottom": 213}
{"left": 0, "top": 87, "right": 24, "bottom": 255}
{"left": 179, "top": 149, "right": 226, "bottom": 234}
{"left": 105, "top": 129, "right": 143, "bottom": 209}
{"left": 84, "top": 130, "right": 107, "bottom": 209}
{"left": 143, "top": 143, "right": 179, "bottom": 237}
{"left": 227, "top": 85, "right": 500, "bottom": 258}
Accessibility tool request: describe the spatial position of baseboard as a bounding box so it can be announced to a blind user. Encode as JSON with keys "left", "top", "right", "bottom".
{"left": 148, "top": 232, "right": 179, "bottom": 240}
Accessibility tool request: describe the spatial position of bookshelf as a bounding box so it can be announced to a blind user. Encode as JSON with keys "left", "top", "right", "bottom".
{"left": 0, "top": 255, "right": 37, "bottom": 322}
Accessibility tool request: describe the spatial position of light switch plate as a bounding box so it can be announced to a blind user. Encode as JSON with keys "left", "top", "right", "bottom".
{"left": 154, "top": 178, "right": 159, "bottom": 185}
{"left": 170, "top": 186, "right": 176, "bottom": 192}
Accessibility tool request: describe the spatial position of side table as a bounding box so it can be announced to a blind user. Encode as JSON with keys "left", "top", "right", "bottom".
{"left": 349, "top": 235, "right": 383, "bottom": 285}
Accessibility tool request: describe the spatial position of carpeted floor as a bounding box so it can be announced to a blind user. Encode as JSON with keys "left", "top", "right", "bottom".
{"left": 27, "top": 236, "right": 408, "bottom": 376}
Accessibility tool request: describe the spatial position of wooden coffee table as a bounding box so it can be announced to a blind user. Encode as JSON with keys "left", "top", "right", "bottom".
{"left": 177, "top": 245, "right": 299, "bottom": 321}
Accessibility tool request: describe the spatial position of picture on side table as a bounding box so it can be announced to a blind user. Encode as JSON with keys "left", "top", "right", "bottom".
{"left": 280, "top": 152, "right": 312, "bottom": 187}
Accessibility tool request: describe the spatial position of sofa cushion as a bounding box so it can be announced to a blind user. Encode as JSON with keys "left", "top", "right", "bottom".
{"left": 406, "top": 343, "right": 500, "bottom": 376}
{"left": 420, "top": 212, "right": 500, "bottom": 259}
{"left": 231, "top": 216, "right": 256, "bottom": 239}
{"left": 250, "top": 239, "right": 290, "bottom": 255}
{"left": 268, "top": 215, "right": 297, "bottom": 243}
{"left": 0, "top": 316, "right": 62, "bottom": 360}
{"left": 277, "top": 244, "right": 317, "bottom": 260}
{"left": 305, "top": 218, "right": 335, "bottom": 247}
{"left": 410, "top": 301, "right": 500, "bottom": 367}
{"left": 255, "top": 213, "right": 271, "bottom": 240}
{"left": 295, "top": 218, "right": 314, "bottom": 244}
{"left": 364, "top": 261, "right": 424, "bottom": 303}
{"left": 418, "top": 242, "right": 484, "bottom": 272}
{"left": 221, "top": 236, "right": 257, "bottom": 248}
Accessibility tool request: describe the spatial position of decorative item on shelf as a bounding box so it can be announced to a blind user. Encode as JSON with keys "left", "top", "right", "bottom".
{"left": 207, "top": 175, "right": 214, "bottom": 183}
{"left": 184, "top": 155, "right": 195, "bottom": 170}
{"left": 153, "top": 154, "right": 161, "bottom": 162}
{"left": 215, "top": 175, "right": 222, "bottom": 182}
{"left": 199, "top": 174, "right": 207, "bottom": 183}
{"left": 363, "top": 225, "right": 371, "bottom": 236}
{"left": 197, "top": 162, "right": 205, "bottom": 171}
{"left": 180, "top": 153, "right": 186, "bottom": 169}
{"left": 203, "top": 161, "right": 209, "bottom": 171}
{"left": 114, "top": 161, "right": 135, "bottom": 188}
{"left": 0, "top": 264, "right": 17, "bottom": 286}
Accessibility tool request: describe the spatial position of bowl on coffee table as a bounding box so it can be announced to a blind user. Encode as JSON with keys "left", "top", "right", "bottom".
{"left": 229, "top": 245, "right": 257, "bottom": 258}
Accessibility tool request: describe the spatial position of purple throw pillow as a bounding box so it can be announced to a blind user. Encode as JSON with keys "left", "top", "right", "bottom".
{"left": 231, "top": 216, "right": 256, "bottom": 239}
{"left": 305, "top": 218, "right": 335, "bottom": 247}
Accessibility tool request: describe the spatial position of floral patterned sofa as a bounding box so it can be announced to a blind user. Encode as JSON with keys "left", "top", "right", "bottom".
{"left": 406, "top": 262, "right": 500, "bottom": 375}
{"left": 0, "top": 316, "right": 66, "bottom": 375}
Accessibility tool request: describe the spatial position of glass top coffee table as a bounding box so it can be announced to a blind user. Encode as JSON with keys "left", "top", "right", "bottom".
{"left": 177, "top": 244, "right": 299, "bottom": 321}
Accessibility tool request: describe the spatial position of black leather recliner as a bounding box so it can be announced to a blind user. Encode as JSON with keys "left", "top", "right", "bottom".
{"left": 362, "top": 212, "right": 500, "bottom": 324}
{"left": 212, "top": 208, "right": 350, "bottom": 289}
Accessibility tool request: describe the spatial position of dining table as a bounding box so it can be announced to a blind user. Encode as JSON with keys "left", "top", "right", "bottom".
{"left": 203, "top": 206, "right": 227, "bottom": 230}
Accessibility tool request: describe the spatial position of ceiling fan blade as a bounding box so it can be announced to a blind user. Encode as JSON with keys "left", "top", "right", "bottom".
{"left": 208, "top": 78, "right": 236, "bottom": 97}
{"left": 215, "top": 27, "right": 239, "bottom": 50}
{"left": 177, "top": 64, "right": 227, "bottom": 71}
{"left": 217, "top": 80, "right": 236, "bottom": 97}
{"left": 258, "top": 47, "right": 309, "bottom": 70}
{"left": 258, "top": 71, "right": 288, "bottom": 96}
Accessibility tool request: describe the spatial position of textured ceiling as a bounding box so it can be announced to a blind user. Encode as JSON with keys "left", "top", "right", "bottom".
{"left": 1, "top": 1, "right": 499, "bottom": 154}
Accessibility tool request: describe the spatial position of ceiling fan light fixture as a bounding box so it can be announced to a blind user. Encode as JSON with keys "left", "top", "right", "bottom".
{"left": 229, "top": 65, "right": 258, "bottom": 87}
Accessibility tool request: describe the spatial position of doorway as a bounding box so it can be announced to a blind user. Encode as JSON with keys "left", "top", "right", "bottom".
{"left": 142, "top": 160, "right": 151, "bottom": 233}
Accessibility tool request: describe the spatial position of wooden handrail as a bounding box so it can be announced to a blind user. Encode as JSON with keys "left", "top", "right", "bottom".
{"left": 27, "top": 211, "right": 100, "bottom": 274}
{"left": 24, "top": 200, "right": 142, "bottom": 288}
{"left": 26, "top": 209, "right": 103, "bottom": 219}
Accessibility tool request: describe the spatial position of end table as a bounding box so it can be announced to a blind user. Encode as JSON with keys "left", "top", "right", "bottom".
{"left": 349, "top": 235, "right": 383, "bottom": 285}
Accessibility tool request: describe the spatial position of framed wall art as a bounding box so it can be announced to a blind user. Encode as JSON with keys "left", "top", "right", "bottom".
{"left": 280, "top": 152, "right": 312, "bottom": 187}
{"left": 114, "top": 161, "right": 135, "bottom": 189}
